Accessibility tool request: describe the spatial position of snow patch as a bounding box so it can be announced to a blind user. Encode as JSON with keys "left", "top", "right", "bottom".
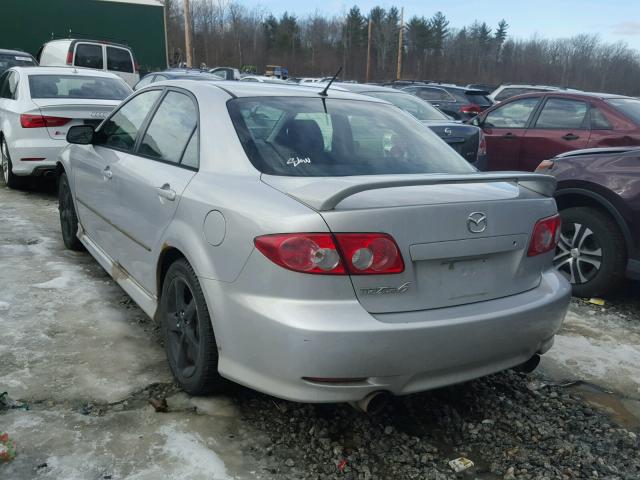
{"left": 0, "top": 301, "right": 9, "bottom": 311}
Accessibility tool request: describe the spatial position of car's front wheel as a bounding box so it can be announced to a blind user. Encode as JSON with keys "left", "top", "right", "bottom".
{"left": 1, "top": 139, "right": 23, "bottom": 189}
{"left": 58, "top": 172, "right": 84, "bottom": 251}
{"left": 160, "top": 258, "right": 226, "bottom": 395}
{"left": 554, "top": 206, "right": 626, "bottom": 298}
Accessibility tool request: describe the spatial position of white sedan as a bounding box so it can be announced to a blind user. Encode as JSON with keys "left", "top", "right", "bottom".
{"left": 0, "top": 66, "right": 131, "bottom": 188}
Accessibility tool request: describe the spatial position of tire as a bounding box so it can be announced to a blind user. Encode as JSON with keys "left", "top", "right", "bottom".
{"left": 1, "top": 138, "right": 24, "bottom": 189}
{"left": 58, "top": 172, "right": 84, "bottom": 251}
{"left": 160, "top": 258, "right": 226, "bottom": 395}
{"left": 554, "top": 206, "right": 627, "bottom": 298}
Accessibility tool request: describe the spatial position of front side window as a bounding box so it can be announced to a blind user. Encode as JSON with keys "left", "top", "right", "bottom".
{"left": 484, "top": 97, "right": 540, "bottom": 128}
{"left": 534, "top": 98, "right": 588, "bottom": 129}
{"left": 227, "top": 97, "right": 474, "bottom": 176}
{"left": 96, "top": 89, "right": 161, "bottom": 151}
{"left": 74, "top": 43, "right": 103, "bottom": 70}
{"left": 28, "top": 75, "right": 131, "bottom": 100}
{"left": 139, "top": 91, "right": 198, "bottom": 164}
{"left": 107, "top": 47, "right": 134, "bottom": 73}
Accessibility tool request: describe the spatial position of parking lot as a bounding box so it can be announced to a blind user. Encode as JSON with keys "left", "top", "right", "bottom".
{"left": 1, "top": 181, "right": 638, "bottom": 479}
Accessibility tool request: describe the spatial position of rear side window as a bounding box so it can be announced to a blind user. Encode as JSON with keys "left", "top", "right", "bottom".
{"left": 494, "top": 88, "right": 544, "bottom": 102}
{"left": 0, "top": 71, "right": 18, "bottom": 99}
{"left": 535, "top": 98, "right": 588, "bottom": 129}
{"left": 74, "top": 44, "right": 103, "bottom": 70}
{"left": 606, "top": 98, "right": 640, "bottom": 125}
{"left": 485, "top": 97, "right": 540, "bottom": 128}
{"left": 139, "top": 91, "right": 198, "bottom": 164}
{"left": 96, "top": 90, "right": 161, "bottom": 151}
{"left": 28, "top": 75, "right": 131, "bottom": 100}
{"left": 414, "top": 88, "right": 453, "bottom": 102}
{"left": 227, "top": 97, "right": 474, "bottom": 177}
{"left": 107, "top": 47, "right": 134, "bottom": 73}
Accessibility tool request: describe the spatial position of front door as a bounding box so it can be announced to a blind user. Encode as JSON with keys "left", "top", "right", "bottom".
{"left": 481, "top": 96, "right": 541, "bottom": 171}
{"left": 110, "top": 89, "right": 199, "bottom": 294}
{"left": 77, "top": 88, "right": 162, "bottom": 259}
{"left": 519, "top": 97, "right": 590, "bottom": 171}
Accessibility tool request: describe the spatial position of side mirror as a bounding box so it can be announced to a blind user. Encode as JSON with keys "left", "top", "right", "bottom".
{"left": 66, "top": 125, "right": 94, "bottom": 145}
{"left": 470, "top": 116, "right": 483, "bottom": 127}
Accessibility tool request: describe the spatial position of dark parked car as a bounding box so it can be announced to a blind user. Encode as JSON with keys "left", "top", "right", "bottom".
{"left": 335, "top": 83, "right": 486, "bottom": 169}
{"left": 402, "top": 84, "right": 493, "bottom": 121}
{"left": 133, "top": 69, "right": 221, "bottom": 90}
{"left": 380, "top": 80, "right": 427, "bottom": 89}
{"left": 536, "top": 147, "right": 640, "bottom": 297}
{"left": 0, "top": 49, "right": 37, "bottom": 75}
{"left": 472, "top": 91, "right": 640, "bottom": 172}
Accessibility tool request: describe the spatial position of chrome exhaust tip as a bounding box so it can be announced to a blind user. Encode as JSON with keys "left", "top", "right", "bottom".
{"left": 349, "top": 391, "right": 391, "bottom": 414}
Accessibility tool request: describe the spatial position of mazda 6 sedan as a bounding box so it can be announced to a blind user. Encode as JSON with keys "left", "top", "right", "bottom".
{"left": 57, "top": 81, "right": 571, "bottom": 406}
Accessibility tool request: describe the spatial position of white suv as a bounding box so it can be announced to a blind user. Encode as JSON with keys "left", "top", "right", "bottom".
{"left": 38, "top": 39, "right": 140, "bottom": 88}
{"left": 489, "top": 84, "right": 564, "bottom": 103}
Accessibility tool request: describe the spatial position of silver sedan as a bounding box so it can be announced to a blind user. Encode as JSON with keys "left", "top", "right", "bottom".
{"left": 57, "top": 81, "right": 570, "bottom": 406}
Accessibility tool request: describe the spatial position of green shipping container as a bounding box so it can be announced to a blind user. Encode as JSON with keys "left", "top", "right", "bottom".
{"left": 0, "top": 0, "right": 167, "bottom": 72}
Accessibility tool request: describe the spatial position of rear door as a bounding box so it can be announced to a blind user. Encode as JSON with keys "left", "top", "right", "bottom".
{"left": 480, "top": 96, "right": 541, "bottom": 170}
{"left": 520, "top": 97, "right": 589, "bottom": 171}
{"left": 106, "top": 46, "right": 139, "bottom": 87}
{"left": 110, "top": 88, "right": 198, "bottom": 292}
{"left": 74, "top": 89, "right": 162, "bottom": 259}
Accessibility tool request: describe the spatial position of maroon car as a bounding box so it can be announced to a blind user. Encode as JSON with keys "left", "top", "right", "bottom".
{"left": 536, "top": 147, "right": 640, "bottom": 297}
{"left": 471, "top": 91, "right": 640, "bottom": 171}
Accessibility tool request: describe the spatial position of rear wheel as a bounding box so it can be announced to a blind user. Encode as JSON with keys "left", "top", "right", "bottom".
{"left": 1, "top": 139, "right": 23, "bottom": 189}
{"left": 554, "top": 206, "right": 626, "bottom": 298}
{"left": 58, "top": 172, "right": 84, "bottom": 251}
{"left": 160, "top": 258, "right": 226, "bottom": 395}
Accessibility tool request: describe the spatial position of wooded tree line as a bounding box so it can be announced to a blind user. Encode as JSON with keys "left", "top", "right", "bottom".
{"left": 163, "top": 0, "right": 640, "bottom": 96}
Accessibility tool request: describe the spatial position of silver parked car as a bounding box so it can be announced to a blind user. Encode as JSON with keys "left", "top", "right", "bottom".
{"left": 57, "top": 81, "right": 570, "bottom": 406}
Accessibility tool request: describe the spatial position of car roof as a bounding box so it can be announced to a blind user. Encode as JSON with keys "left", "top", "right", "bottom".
{"left": 44, "top": 38, "right": 131, "bottom": 50}
{"left": 331, "top": 82, "right": 411, "bottom": 95}
{"left": 0, "top": 49, "right": 35, "bottom": 57}
{"left": 153, "top": 71, "right": 218, "bottom": 79}
{"left": 9, "top": 66, "right": 123, "bottom": 79}
{"left": 157, "top": 79, "right": 389, "bottom": 102}
{"left": 507, "top": 90, "right": 631, "bottom": 101}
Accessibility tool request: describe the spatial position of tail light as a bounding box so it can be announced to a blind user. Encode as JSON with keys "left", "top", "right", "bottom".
{"left": 20, "top": 114, "right": 71, "bottom": 128}
{"left": 460, "top": 103, "right": 482, "bottom": 115}
{"left": 254, "top": 233, "right": 404, "bottom": 275}
{"left": 478, "top": 131, "right": 486, "bottom": 156}
{"left": 66, "top": 50, "right": 73, "bottom": 65}
{"left": 535, "top": 159, "right": 555, "bottom": 172}
{"left": 528, "top": 214, "right": 562, "bottom": 257}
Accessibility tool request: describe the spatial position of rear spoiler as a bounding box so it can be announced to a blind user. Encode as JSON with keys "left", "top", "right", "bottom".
{"left": 275, "top": 173, "right": 557, "bottom": 211}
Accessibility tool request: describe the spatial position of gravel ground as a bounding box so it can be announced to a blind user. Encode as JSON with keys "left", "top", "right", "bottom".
{"left": 1, "top": 180, "right": 639, "bottom": 480}
{"left": 232, "top": 368, "right": 639, "bottom": 480}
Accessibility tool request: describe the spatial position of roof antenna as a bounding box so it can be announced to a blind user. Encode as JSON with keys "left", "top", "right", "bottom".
{"left": 319, "top": 66, "right": 342, "bottom": 97}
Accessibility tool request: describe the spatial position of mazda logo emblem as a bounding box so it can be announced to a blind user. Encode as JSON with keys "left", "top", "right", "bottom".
{"left": 444, "top": 127, "right": 452, "bottom": 136}
{"left": 467, "top": 212, "right": 487, "bottom": 233}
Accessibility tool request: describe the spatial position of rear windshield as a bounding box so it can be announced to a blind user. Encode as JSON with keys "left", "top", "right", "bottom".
{"left": 465, "top": 92, "right": 492, "bottom": 106}
{"left": 227, "top": 97, "right": 474, "bottom": 176}
{"left": 0, "top": 53, "right": 36, "bottom": 74}
{"left": 362, "top": 91, "right": 449, "bottom": 121}
{"left": 28, "top": 74, "right": 131, "bottom": 100}
{"left": 607, "top": 98, "right": 640, "bottom": 125}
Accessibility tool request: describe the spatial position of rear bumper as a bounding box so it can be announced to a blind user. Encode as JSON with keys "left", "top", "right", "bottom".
{"left": 8, "top": 139, "right": 64, "bottom": 176}
{"left": 203, "top": 269, "right": 571, "bottom": 403}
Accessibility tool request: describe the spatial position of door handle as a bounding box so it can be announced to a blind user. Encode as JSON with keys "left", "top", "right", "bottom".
{"left": 102, "top": 166, "right": 113, "bottom": 180}
{"left": 157, "top": 183, "right": 176, "bottom": 201}
{"left": 502, "top": 132, "right": 516, "bottom": 139}
{"left": 432, "top": 104, "right": 440, "bottom": 108}
{"left": 562, "top": 133, "right": 580, "bottom": 141}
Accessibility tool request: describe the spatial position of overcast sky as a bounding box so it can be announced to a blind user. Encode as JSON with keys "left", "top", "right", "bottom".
{"left": 242, "top": 0, "right": 640, "bottom": 50}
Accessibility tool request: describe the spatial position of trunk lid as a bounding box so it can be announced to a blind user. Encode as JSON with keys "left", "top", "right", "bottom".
{"left": 262, "top": 173, "right": 557, "bottom": 314}
{"left": 31, "top": 99, "right": 119, "bottom": 140}
{"left": 424, "top": 121, "right": 480, "bottom": 164}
